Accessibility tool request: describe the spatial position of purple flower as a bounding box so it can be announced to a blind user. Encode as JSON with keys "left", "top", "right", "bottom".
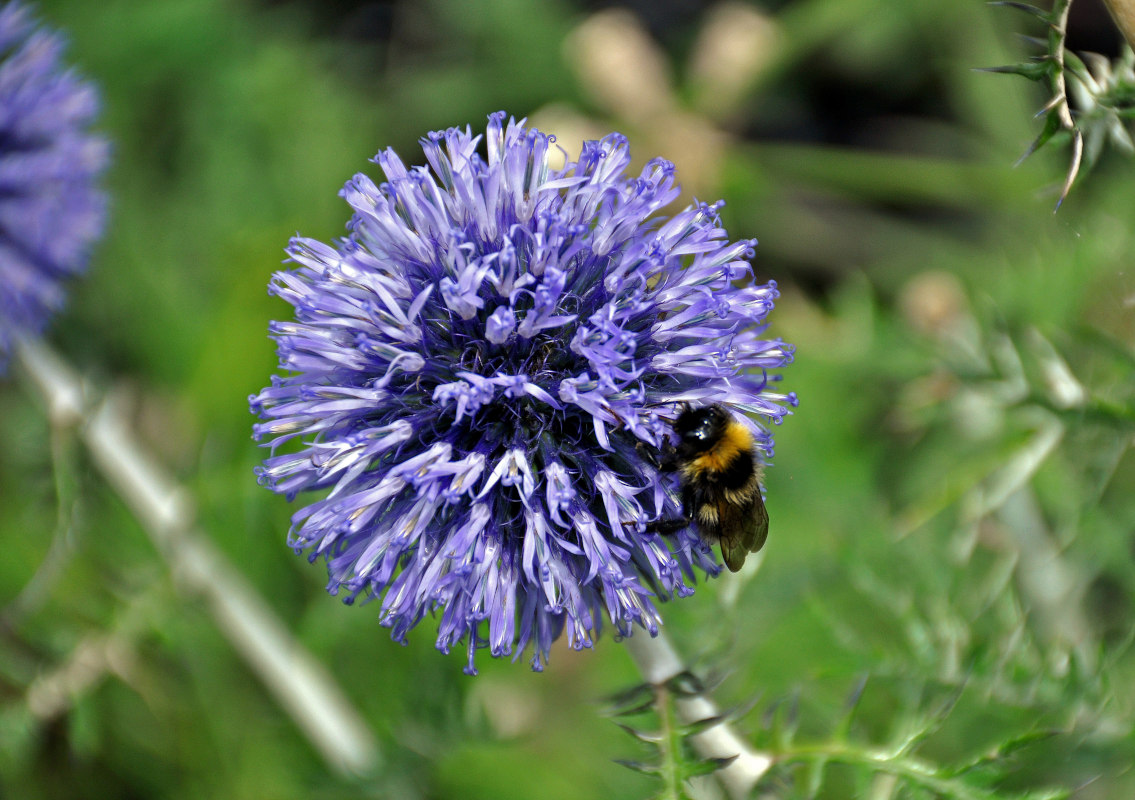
{"left": 0, "top": 1, "right": 109, "bottom": 370}
{"left": 251, "top": 113, "right": 796, "bottom": 673}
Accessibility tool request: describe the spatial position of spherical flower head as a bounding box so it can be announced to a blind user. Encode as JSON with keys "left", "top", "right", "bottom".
{"left": 0, "top": 1, "right": 109, "bottom": 371}
{"left": 251, "top": 112, "right": 796, "bottom": 673}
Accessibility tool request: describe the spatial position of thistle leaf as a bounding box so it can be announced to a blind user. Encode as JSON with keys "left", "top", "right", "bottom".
{"left": 976, "top": 61, "right": 1051, "bottom": 81}
{"left": 943, "top": 729, "right": 1063, "bottom": 777}
{"left": 1054, "top": 128, "right": 1082, "bottom": 210}
{"left": 680, "top": 713, "right": 727, "bottom": 737}
{"left": 833, "top": 674, "right": 869, "bottom": 740}
{"left": 612, "top": 758, "right": 662, "bottom": 777}
{"left": 986, "top": 1, "right": 1052, "bottom": 20}
{"left": 664, "top": 671, "right": 707, "bottom": 698}
{"left": 606, "top": 683, "right": 661, "bottom": 717}
{"left": 615, "top": 722, "right": 663, "bottom": 745}
{"left": 681, "top": 754, "right": 738, "bottom": 779}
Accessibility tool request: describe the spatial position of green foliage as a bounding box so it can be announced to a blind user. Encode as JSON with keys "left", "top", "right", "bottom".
{"left": 985, "top": 0, "right": 1135, "bottom": 206}
{"left": 749, "top": 671, "right": 1070, "bottom": 799}
{"left": 607, "top": 674, "right": 738, "bottom": 800}
{"left": 2, "top": 0, "right": 1135, "bottom": 798}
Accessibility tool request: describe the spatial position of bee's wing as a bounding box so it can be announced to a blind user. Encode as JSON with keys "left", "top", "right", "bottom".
{"left": 718, "top": 493, "right": 769, "bottom": 573}
{"left": 749, "top": 493, "right": 769, "bottom": 553}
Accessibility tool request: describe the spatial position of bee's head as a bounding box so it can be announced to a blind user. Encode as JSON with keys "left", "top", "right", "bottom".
{"left": 672, "top": 403, "right": 729, "bottom": 456}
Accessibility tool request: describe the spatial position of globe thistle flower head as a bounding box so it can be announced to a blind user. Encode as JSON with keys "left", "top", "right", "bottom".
{"left": 0, "top": 1, "right": 109, "bottom": 370}
{"left": 252, "top": 112, "right": 796, "bottom": 673}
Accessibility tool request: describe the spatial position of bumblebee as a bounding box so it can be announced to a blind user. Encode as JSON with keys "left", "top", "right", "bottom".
{"left": 651, "top": 404, "right": 769, "bottom": 572}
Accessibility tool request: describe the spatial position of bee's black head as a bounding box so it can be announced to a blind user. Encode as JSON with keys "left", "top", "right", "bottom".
{"left": 672, "top": 403, "right": 729, "bottom": 457}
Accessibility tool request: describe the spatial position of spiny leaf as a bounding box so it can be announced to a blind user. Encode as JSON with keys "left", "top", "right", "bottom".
{"left": 943, "top": 729, "right": 1063, "bottom": 777}
{"left": 608, "top": 676, "right": 740, "bottom": 798}
{"left": 1002, "top": 789, "right": 1072, "bottom": 800}
{"left": 987, "top": 1, "right": 1053, "bottom": 21}
{"left": 763, "top": 690, "right": 801, "bottom": 748}
{"left": 976, "top": 61, "right": 1052, "bottom": 81}
{"left": 610, "top": 697, "right": 659, "bottom": 718}
{"left": 1054, "top": 128, "right": 1082, "bottom": 210}
{"left": 711, "top": 693, "right": 764, "bottom": 731}
{"left": 615, "top": 722, "right": 663, "bottom": 745}
{"left": 804, "top": 755, "right": 829, "bottom": 799}
{"left": 605, "top": 682, "right": 655, "bottom": 708}
{"left": 692, "top": 669, "right": 731, "bottom": 696}
{"left": 605, "top": 683, "right": 660, "bottom": 717}
{"left": 665, "top": 671, "right": 707, "bottom": 698}
{"left": 679, "top": 713, "right": 727, "bottom": 738}
{"left": 1016, "top": 112, "right": 1060, "bottom": 165}
{"left": 613, "top": 758, "right": 662, "bottom": 777}
{"left": 1062, "top": 49, "right": 1091, "bottom": 81}
{"left": 1036, "top": 92, "right": 1065, "bottom": 117}
{"left": 833, "top": 674, "right": 869, "bottom": 740}
{"left": 680, "top": 754, "right": 738, "bottom": 779}
{"left": 1072, "top": 326, "right": 1135, "bottom": 371}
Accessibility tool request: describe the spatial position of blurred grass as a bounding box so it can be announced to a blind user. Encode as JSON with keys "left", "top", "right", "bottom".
{"left": 1, "top": 0, "right": 1133, "bottom": 798}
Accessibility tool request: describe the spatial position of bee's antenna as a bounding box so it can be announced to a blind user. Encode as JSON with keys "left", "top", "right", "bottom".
{"left": 643, "top": 399, "right": 689, "bottom": 411}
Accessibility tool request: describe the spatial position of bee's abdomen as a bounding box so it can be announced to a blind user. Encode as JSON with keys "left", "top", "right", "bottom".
{"left": 696, "top": 502, "right": 720, "bottom": 528}
{"left": 716, "top": 449, "right": 754, "bottom": 490}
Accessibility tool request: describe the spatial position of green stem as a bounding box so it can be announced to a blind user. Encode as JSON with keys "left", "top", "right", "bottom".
{"left": 1047, "top": 0, "right": 1084, "bottom": 206}
{"left": 1, "top": 368, "right": 81, "bottom": 626}
{"left": 781, "top": 742, "right": 999, "bottom": 800}
{"left": 623, "top": 631, "right": 773, "bottom": 798}
{"left": 1049, "top": 0, "right": 1075, "bottom": 130}
{"left": 655, "top": 684, "right": 688, "bottom": 800}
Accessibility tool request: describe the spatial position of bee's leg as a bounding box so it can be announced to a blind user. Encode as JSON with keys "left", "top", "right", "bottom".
{"left": 634, "top": 440, "right": 660, "bottom": 470}
{"left": 641, "top": 517, "right": 690, "bottom": 536}
{"left": 635, "top": 439, "right": 678, "bottom": 472}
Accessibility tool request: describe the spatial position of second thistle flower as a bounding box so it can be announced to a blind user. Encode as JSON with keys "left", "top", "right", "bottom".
{"left": 0, "top": 1, "right": 109, "bottom": 370}
{"left": 252, "top": 112, "right": 796, "bottom": 673}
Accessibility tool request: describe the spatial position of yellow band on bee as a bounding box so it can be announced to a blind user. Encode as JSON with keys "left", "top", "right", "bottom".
{"left": 688, "top": 422, "right": 752, "bottom": 474}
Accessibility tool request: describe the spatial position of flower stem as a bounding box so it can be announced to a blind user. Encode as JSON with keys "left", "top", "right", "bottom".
{"left": 654, "top": 682, "right": 689, "bottom": 800}
{"left": 1047, "top": 0, "right": 1083, "bottom": 207}
{"left": 14, "top": 337, "right": 380, "bottom": 777}
{"left": 623, "top": 630, "right": 773, "bottom": 799}
{"left": 1, "top": 416, "right": 80, "bottom": 624}
{"left": 781, "top": 742, "right": 992, "bottom": 800}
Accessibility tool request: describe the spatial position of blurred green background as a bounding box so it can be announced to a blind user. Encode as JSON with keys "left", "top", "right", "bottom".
{"left": 2, "top": 0, "right": 1134, "bottom": 797}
